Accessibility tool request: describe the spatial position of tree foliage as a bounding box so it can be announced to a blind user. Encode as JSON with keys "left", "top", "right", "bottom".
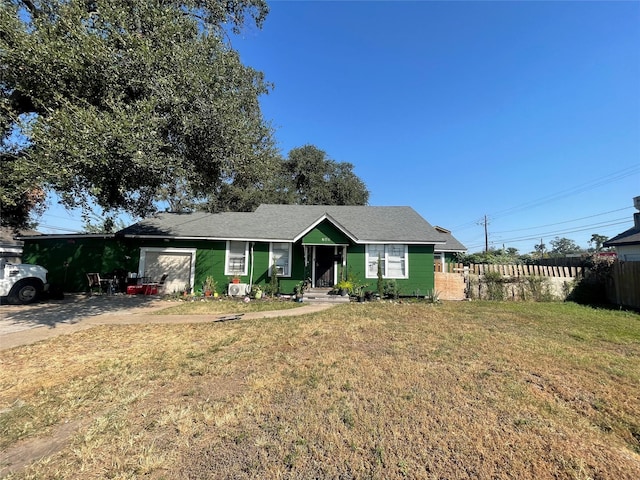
{"left": 282, "top": 145, "right": 369, "bottom": 206}
{"left": 588, "top": 233, "right": 608, "bottom": 252}
{"left": 1, "top": 0, "right": 272, "bottom": 229}
{"left": 549, "top": 236, "right": 581, "bottom": 255}
{"left": 195, "top": 144, "right": 370, "bottom": 212}
{"left": 533, "top": 241, "right": 546, "bottom": 258}
{"left": 458, "top": 248, "right": 525, "bottom": 265}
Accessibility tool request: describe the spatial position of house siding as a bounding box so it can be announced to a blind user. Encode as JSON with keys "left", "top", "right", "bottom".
{"left": 407, "top": 244, "right": 435, "bottom": 296}
{"left": 22, "top": 237, "right": 138, "bottom": 293}
{"left": 345, "top": 244, "right": 365, "bottom": 284}
{"left": 615, "top": 244, "right": 640, "bottom": 261}
{"left": 303, "top": 220, "right": 351, "bottom": 245}
{"left": 343, "top": 244, "right": 435, "bottom": 296}
{"left": 21, "top": 235, "right": 436, "bottom": 297}
{"left": 193, "top": 241, "right": 224, "bottom": 294}
{"left": 196, "top": 241, "right": 306, "bottom": 295}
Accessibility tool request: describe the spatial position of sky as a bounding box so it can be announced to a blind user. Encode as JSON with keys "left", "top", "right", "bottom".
{"left": 39, "top": 0, "right": 640, "bottom": 254}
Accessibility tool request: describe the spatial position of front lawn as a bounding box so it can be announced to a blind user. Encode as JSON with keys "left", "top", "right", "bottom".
{"left": 153, "top": 296, "right": 304, "bottom": 315}
{"left": 1, "top": 302, "right": 638, "bottom": 479}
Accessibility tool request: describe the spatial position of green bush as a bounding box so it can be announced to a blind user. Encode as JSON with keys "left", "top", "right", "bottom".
{"left": 524, "top": 276, "right": 554, "bottom": 302}
{"left": 483, "top": 271, "right": 505, "bottom": 301}
{"left": 383, "top": 279, "right": 399, "bottom": 299}
{"left": 566, "top": 255, "right": 613, "bottom": 307}
{"left": 334, "top": 280, "right": 353, "bottom": 295}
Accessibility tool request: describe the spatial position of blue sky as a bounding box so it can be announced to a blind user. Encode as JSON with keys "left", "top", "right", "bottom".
{"left": 41, "top": 0, "right": 640, "bottom": 254}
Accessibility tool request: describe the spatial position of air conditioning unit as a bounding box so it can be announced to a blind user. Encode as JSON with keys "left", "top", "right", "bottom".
{"left": 228, "top": 283, "right": 249, "bottom": 297}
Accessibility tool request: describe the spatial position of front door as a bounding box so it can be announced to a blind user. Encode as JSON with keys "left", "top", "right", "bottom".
{"left": 314, "top": 246, "right": 335, "bottom": 287}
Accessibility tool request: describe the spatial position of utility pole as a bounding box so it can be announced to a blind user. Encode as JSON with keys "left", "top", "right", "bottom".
{"left": 476, "top": 215, "right": 490, "bottom": 253}
{"left": 484, "top": 215, "right": 489, "bottom": 253}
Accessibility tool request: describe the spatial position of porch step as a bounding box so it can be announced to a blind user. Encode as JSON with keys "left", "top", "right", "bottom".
{"left": 302, "top": 288, "right": 351, "bottom": 304}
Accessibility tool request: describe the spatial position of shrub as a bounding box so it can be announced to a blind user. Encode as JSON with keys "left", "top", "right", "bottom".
{"left": 483, "top": 271, "right": 505, "bottom": 301}
{"left": 524, "top": 276, "right": 554, "bottom": 302}
{"left": 265, "top": 262, "right": 279, "bottom": 296}
{"left": 383, "top": 279, "right": 399, "bottom": 299}
{"left": 425, "top": 289, "right": 441, "bottom": 304}
{"left": 334, "top": 280, "right": 353, "bottom": 295}
{"left": 566, "top": 255, "right": 614, "bottom": 306}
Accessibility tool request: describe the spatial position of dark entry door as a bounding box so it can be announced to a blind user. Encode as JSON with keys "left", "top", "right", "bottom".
{"left": 314, "top": 246, "right": 335, "bottom": 287}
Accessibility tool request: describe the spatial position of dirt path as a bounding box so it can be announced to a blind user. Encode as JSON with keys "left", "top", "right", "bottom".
{"left": 0, "top": 419, "right": 89, "bottom": 478}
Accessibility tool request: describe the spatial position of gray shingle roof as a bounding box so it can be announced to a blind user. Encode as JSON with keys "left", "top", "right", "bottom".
{"left": 118, "top": 204, "right": 449, "bottom": 244}
{"left": 605, "top": 228, "right": 640, "bottom": 246}
{"left": 603, "top": 219, "right": 640, "bottom": 247}
{"left": 433, "top": 226, "right": 467, "bottom": 252}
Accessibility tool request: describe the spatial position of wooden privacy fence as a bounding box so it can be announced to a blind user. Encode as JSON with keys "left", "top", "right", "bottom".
{"left": 435, "top": 262, "right": 584, "bottom": 301}
{"left": 443, "top": 263, "right": 584, "bottom": 279}
{"left": 607, "top": 261, "right": 640, "bottom": 310}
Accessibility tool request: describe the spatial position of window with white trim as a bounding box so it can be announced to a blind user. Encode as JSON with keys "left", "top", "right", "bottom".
{"left": 366, "top": 244, "right": 408, "bottom": 279}
{"left": 270, "top": 242, "right": 292, "bottom": 277}
{"left": 225, "top": 241, "right": 248, "bottom": 276}
{"left": 367, "top": 244, "right": 385, "bottom": 277}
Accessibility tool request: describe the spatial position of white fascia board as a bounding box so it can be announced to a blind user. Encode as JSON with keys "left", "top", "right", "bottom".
{"left": 16, "top": 234, "right": 114, "bottom": 240}
{"left": 362, "top": 240, "right": 447, "bottom": 245}
{"left": 122, "top": 234, "right": 446, "bottom": 246}
{"left": 122, "top": 234, "right": 294, "bottom": 243}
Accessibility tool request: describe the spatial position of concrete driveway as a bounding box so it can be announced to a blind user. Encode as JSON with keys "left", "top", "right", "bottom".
{"left": 0, "top": 294, "right": 174, "bottom": 351}
{"left": 0, "top": 294, "right": 165, "bottom": 335}
{"left": 0, "top": 294, "right": 337, "bottom": 351}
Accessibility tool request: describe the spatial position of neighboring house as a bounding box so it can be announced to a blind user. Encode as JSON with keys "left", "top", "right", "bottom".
{"left": 433, "top": 226, "right": 467, "bottom": 271}
{"left": 604, "top": 196, "right": 640, "bottom": 261}
{"left": 20, "top": 204, "right": 452, "bottom": 296}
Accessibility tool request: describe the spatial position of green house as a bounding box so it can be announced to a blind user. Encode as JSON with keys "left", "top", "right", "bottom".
{"left": 21, "top": 204, "right": 454, "bottom": 296}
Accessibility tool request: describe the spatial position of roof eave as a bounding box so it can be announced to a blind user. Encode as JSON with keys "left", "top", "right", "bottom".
{"left": 121, "top": 234, "right": 295, "bottom": 243}
{"left": 16, "top": 234, "right": 115, "bottom": 240}
{"left": 292, "top": 213, "right": 359, "bottom": 243}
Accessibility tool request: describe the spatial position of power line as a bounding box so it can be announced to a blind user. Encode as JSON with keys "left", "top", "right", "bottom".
{"left": 39, "top": 213, "right": 86, "bottom": 223}
{"left": 471, "top": 207, "right": 633, "bottom": 251}
{"left": 451, "top": 164, "right": 640, "bottom": 231}
{"left": 37, "top": 224, "right": 83, "bottom": 233}
{"left": 491, "top": 212, "right": 632, "bottom": 235}
{"left": 487, "top": 165, "right": 639, "bottom": 221}
{"left": 464, "top": 219, "right": 630, "bottom": 251}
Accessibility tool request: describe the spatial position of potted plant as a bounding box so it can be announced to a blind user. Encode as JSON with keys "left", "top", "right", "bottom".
{"left": 353, "top": 283, "right": 368, "bottom": 302}
{"left": 230, "top": 275, "right": 241, "bottom": 284}
{"left": 204, "top": 276, "right": 217, "bottom": 297}
{"left": 334, "top": 280, "right": 353, "bottom": 297}
{"left": 252, "top": 285, "right": 263, "bottom": 300}
{"left": 182, "top": 284, "right": 191, "bottom": 297}
{"left": 294, "top": 281, "right": 305, "bottom": 301}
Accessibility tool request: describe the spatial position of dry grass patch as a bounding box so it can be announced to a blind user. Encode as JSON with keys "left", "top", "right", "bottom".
{"left": 1, "top": 302, "right": 639, "bottom": 479}
{"left": 152, "top": 297, "right": 303, "bottom": 315}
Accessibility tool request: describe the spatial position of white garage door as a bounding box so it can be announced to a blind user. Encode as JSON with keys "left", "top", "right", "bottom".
{"left": 139, "top": 248, "right": 196, "bottom": 294}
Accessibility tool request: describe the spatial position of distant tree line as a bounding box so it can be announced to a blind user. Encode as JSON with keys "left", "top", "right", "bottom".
{"left": 458, "top": 234, "right": 612, "bottom": 265}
